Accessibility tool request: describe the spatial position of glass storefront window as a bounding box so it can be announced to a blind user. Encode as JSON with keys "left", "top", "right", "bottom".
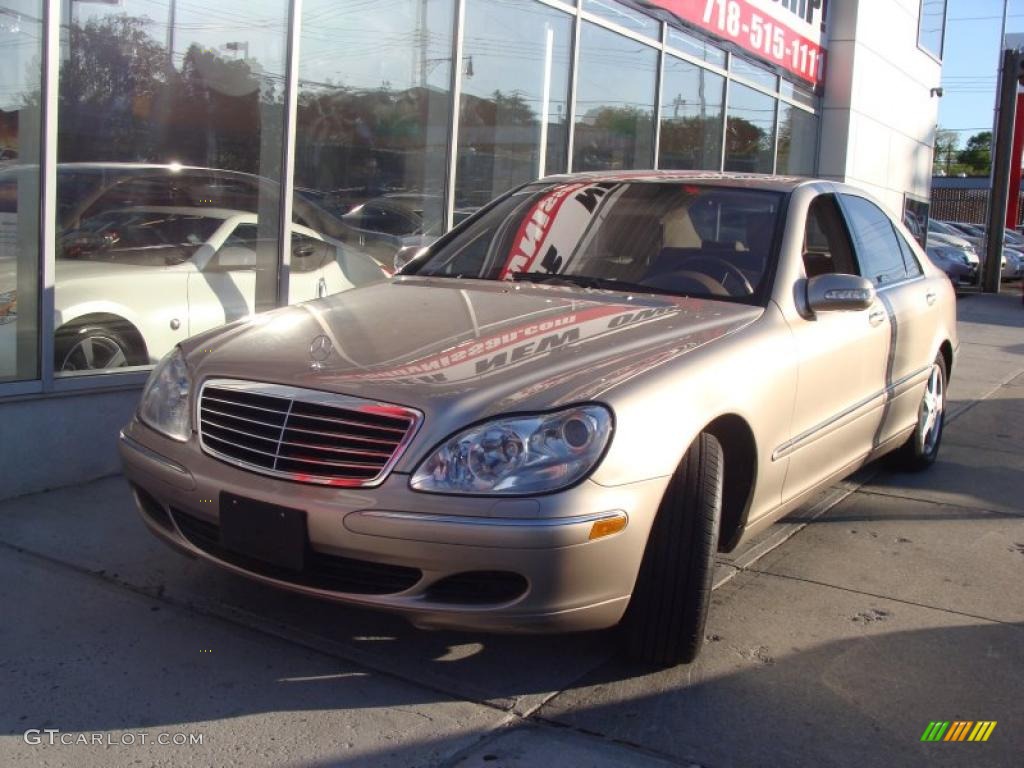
{"left": 455, "top": 0, "right": 572, "bottom": 210}
{"left": 667, "top": 28, "right": 726, "bottom": 69}
{"left": 573, "top": 22, "right": 657, "bottom": 172}
{"left": 775, "top": 103, "right": 818, "bottom": 176}
{"left": 0, "top": 0, "right": 42, "bottom": 382}
{"left": 730, "top": 55, "right": 778, "bottom": 92}
{"left": 779, "top": 79, "right": 817, "bottom": 109}
{"left": 296, "top": 0, "right": 454, "bottom": 275}
{"left": 724, "top": 81, "right": 776, "bottom": 173}
{"left": 918, "top": 0, "right": 946, "bottom": 59}
{"left": 53, "top": 0, "right": 296, "bottom": 376}
{"left": 582, "top": 0, "right": 660, "bottom": 39}
{"left": 658, "top": 56, "right": 725, "bottom": 170}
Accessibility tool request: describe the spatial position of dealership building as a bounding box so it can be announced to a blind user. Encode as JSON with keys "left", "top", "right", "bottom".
{"left": 0, "top": 0, "right": 945, "bottom": 497}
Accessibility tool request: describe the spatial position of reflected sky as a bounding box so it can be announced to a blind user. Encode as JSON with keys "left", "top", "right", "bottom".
{"left": 0, "top": 0, "right": 42, "bottom": 112}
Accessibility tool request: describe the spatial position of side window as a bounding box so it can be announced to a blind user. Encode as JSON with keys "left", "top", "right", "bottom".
{"left": 223, "top": 223, "right": 259, "bottom": 249}
{"left": 839, "top": 195, "right": 908, "bottom": 285}
{"left": 208, "top": 223, "right": 259, "bottom": 271}
{"left": 802, "top": 195, "right": 858, "bottom": 277}
{"left": 894, "top": 229, "right": 924, "bottom": 278}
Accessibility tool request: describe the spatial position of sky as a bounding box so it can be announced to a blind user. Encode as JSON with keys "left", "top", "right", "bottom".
{"left": 939, "top": 0, "right": 1024, "bottom": 144}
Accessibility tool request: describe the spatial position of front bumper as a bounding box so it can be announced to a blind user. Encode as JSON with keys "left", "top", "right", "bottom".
{"left": 119, "top": 419, "right": 669, "bottom": 633}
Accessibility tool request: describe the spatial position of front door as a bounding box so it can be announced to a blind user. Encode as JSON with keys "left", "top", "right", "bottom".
{"left": 781, "top": 193, "right": 892, "bottom": 502}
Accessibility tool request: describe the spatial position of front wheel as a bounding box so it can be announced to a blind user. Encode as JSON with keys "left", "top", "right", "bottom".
{"left": 54, "top": 325, "right": 141, "bottom": 373}
{"left": 620, "top": 432, "right": 723, "bottom": 667}
{"left": 890, "top": 354, "right": 946, "bottom": 471}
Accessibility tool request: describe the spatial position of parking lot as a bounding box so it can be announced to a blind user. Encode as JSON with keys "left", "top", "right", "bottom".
{"left": 1, "top": 291, "right": 1021, "bottom": 768}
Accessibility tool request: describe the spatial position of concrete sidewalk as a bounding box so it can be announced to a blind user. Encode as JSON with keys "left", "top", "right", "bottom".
{"left": 1, "top": 293, "right": 1021, "bottom": 768}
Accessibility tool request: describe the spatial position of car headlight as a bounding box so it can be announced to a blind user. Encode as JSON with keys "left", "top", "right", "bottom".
{"left": 410, "top": 405, "right": 613, "bottom": 495}
{"left": 138, "top": 347, "right": 192, "bottom": 441}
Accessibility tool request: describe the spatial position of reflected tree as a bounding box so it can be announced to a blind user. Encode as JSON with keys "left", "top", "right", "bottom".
{"left": 55, "top": 15, "right": 273, "bottom": 173}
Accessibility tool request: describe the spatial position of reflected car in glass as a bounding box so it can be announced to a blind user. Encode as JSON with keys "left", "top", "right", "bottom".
{"left": 120, "top": 172, "right": 957, "bottom": 665}
{"left": 54, "top": 206, "right": 386, "bottom": 373}
{"left": 339, "top": 193, "right": 478, "bottom": 273}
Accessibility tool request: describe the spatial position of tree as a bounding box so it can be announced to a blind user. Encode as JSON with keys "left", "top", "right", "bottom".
{"left": 957, "top": 131, "right": 991, "bottom": 175}
{"left": 933, "top": 128, "right": 960, "bottom": 175}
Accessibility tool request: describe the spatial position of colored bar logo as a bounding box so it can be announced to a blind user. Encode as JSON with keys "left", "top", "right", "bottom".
{"left": 921, "top": 721, "right": 997, "bottom": 742}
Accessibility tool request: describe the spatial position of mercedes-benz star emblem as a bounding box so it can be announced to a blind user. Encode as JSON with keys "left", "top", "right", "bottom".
{"left": 309, "top": 334, "right": 332, "bottom": 370}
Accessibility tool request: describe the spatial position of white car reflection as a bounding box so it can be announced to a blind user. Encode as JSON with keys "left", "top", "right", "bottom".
{"left": 53, "top": 206, "right": 385, "bottom": 372}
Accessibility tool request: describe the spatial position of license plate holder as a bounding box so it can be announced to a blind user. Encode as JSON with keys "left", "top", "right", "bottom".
{"left": 219, "top": 492, "right": 307, "bottom": 571}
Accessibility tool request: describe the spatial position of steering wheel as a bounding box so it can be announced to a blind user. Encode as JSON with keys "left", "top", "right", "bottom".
{"left": 681, "top": 256, "right": 755, "bottom": 296}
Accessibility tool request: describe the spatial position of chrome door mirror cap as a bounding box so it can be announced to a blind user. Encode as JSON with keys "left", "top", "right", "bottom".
{"left": 806, "top": 273, "right": 876, "bottom": 313}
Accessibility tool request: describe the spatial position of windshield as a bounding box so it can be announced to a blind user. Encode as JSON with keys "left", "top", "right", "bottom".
{"left": 410, "top": 182, "right": 783, "bottom": 302}
{"left": 59, "top": 210, "right": 224, "bottom": 265}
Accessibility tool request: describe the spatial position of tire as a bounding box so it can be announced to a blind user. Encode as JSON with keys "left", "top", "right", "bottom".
{"left": 890, "top": 353, "right": 946, "bottom": 471}
{"left": 54, "top": 324, "right": 143, "bottom": 373}
{"left": 620, "top": 432, "right": 723, "bottom": 667}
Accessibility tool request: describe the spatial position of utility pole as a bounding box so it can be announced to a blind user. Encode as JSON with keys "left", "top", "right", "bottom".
{"left": 983, "top": 48, "right": 1024, "bottom": 293}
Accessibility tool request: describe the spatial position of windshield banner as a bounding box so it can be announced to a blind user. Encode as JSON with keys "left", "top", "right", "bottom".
{"left": 500, "top": 182, "right": 622, "bottom": 280}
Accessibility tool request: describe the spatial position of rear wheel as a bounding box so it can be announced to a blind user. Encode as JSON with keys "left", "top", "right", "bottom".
{"left": 620, "top": 432, "right": 723, "bottom": 666}
{"left": 890, "top": 354, "right": 946, "bottom": 471}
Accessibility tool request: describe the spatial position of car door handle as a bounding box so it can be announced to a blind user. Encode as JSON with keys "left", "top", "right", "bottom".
{"left": 868, "top": 309, "right": 886, "bottom": 326}
{"left": 926, "top": 291, "right": 937, "bottom": 305}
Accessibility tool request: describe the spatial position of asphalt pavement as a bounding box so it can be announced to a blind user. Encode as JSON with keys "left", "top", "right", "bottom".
{"left": 0, "top": 291, "right": 1021, "bottom": 768}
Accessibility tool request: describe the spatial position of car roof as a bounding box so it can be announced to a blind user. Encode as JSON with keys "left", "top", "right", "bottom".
{"left": 536, "top": 170, "right": 816, "bottom": 192}
{"left": 96, "top": 206, "right": 249, "bottom": 221}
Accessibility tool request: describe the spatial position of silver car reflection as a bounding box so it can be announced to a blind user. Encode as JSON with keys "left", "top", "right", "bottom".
{"left": 120, "top": 172, "right": 957, "bottom": 666}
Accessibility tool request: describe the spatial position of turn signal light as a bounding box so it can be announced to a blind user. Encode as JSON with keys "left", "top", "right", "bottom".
{"left": 589, "top": 513, "right": 627, "bottom": 540}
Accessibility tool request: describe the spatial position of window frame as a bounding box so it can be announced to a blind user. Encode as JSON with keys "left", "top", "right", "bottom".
{"left": 916, "top": 0, "right": 947, "bottom": 62}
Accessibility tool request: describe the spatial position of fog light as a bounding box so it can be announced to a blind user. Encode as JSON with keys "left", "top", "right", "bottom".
{"left": 589, "top": 513, "right": 627, "bottom": 540}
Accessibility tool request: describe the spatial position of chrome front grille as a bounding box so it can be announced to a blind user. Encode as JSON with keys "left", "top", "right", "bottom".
{"left": 198, "top": 379, "right": 420, "bottom": 486}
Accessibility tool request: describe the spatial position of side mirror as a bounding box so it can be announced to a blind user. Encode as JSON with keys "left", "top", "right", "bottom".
{"left": 806, "top": 273, "right": 875, "bottom": 313}
{"left": 393, "top": 244, "right": 428, "bottom": 274}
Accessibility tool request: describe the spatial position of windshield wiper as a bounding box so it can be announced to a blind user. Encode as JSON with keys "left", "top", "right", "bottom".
{"left": 510, "top": 272, "right": 685, "bottom": 297}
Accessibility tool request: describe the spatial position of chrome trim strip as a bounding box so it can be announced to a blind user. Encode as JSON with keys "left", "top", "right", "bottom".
{"left": 196, "top": 378, "right": 423, "bottom": 487}
{"left": 120, "top": 430, "right": 190, "bottom": 476}
{"left": 354, "top": 509, "right": 627, "bottom": 528}
{"left": 772, "top": 364, "right": 932, "bottom": 461}
{"left": 201, "top": 418, "right": 392, "bottom": 458}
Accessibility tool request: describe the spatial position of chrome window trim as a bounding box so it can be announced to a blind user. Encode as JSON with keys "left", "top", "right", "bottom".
{"left": 196, "top": 377, "right": 423, "bottom": 487}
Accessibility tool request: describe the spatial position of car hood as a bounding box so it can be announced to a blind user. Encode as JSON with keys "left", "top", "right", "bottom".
{"left": 184, "top": 276, "right": 762, "bottom": 429}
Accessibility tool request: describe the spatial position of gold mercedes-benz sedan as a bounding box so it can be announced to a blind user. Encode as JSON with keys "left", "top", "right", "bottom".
{"left": 120, "top": 172, "right": 956, "bottom": 665}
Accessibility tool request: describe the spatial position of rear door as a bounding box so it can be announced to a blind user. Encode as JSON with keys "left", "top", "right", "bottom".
{"left": 838, "top": 194, "right": 940, "bottom": 447}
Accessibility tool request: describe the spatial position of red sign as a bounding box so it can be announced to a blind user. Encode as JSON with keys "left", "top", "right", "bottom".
{"left": 647, "top": 0, "right": 826, "bottom": 87}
